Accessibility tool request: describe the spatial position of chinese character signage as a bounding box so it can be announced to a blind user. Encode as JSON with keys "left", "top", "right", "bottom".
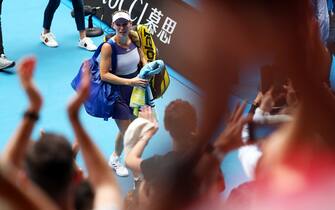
{"left": 84, "top": 0, "right": 197, "bottom": 74}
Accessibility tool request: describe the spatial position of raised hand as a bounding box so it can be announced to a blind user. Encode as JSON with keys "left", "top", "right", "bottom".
{"left": 259, "top": 88, "right": 275, "bottom": 113}
{"left": 214, "top": 101, "right": 250, "bottom": 153}
{"left": 17, "top": 56, "right": 42, "bottom": 112}
{"left": 283, "top": 80, "right": 297, "bottom": 107}
{"left": 138, "top": 105, "right": 159, "bottom": 135}
{"left": 68, "top": 59, "right": 122, "bottom": 209}
{"left": 2, "top": 56, "right": 42, "bottom": 173}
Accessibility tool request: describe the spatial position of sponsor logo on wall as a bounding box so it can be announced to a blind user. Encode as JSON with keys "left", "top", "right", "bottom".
{"left": 85, "top": 0, "right": 197, "bottom": 73}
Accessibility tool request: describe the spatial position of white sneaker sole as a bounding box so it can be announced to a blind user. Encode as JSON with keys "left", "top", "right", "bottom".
{"left": 78, "top": 44, "right": 97, "bottom": 51}
{"left": 108, "top": 162, "right": 129, "bottom": 177}
{"left": 0, "top": 61, "right": 15, "bottom": 70}
{"left": 115, "top": 171, "right": 129, "bottom": 177}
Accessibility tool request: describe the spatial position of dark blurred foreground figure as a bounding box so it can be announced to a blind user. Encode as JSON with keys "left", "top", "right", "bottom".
{"left": 74, "top": 180, "right": 94, "bottom": 210}
{"left": 1, "top": 57, "right": 122, "bottom": 210}
{"left": 146, "top": 0, "right": 335, "bottom": 210}
{"left": 24, "top": 132, "right": 77, "bottom": 209}
{"left": 2, "top": 0, "right": 335, "bottom": 210}
{"left": 124, "top": 100, "right": 225, "bottom": 210}
{"left": 125, "top": 100, "right": 198, "bottom": 176}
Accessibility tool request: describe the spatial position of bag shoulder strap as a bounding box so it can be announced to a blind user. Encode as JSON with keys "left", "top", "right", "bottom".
{"left": 129, "top": 29, "right": 141, "bottom": 48}
{"left": 107, "top": 38, "right": 117, "bottom": 73}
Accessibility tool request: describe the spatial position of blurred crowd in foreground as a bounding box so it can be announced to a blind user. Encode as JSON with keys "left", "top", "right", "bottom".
{"left": 2, "top": 1, "right": 335, "bottom": 210}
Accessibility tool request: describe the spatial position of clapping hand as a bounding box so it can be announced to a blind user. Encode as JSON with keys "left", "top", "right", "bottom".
{"left": 17, "top": 56, "right": 42, "bottom": 112}
{"left": 138, "top": 106, "right": 159, "bottom": 135}
{"left": 214, "top": 101, "right": 250, "bottom": 153}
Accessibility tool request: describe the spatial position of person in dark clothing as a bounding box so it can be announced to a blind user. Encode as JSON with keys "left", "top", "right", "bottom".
{"left": 40, "top": 0, "right": 97, "bottom": 51}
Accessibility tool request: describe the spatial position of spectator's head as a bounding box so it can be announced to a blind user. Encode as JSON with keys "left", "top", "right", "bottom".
{"left": 138, "top": 154, "right": 198, "bottom": 210}
{"left": 24, "top": 132, "right": 75, "bottom": 205}
{"left": 74, "top": 180, "right": 94, "bottom": 210}
{"left": 138, "top": 151, "right": 225, "bottom": 210}
{"left": 124, "top": 189, "right": 140, "bottom": 210}
{"left": 164, "top": 100, "right": 197, "bottom": 149}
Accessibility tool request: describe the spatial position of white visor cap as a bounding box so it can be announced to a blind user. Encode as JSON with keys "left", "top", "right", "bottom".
{"left": 112, "top": 11, "right": 131, "bottom": 23}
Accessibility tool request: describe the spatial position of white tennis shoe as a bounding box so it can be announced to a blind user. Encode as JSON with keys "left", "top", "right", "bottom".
{"left": 108, "top": 155, "right": 129, "bottom": 177}
{"left": 78, "top": 37, "right": 97, "bottom": 51}
{"left": 40, "top": 32, "right": 59, "bottom": 47}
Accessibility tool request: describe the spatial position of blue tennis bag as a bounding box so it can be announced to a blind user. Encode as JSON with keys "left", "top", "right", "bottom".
{"left": 71, "top": 40, "right": 119, "bottom": 120}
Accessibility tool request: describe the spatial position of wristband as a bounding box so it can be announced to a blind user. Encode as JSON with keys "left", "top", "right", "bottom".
{"left": 252, "top": 102, "right": 260, "bottom": 107}
{"left": 23, "top": 111, "right": 39, "bottom": 121}
{"left": 249, "top": 102, "right": 259, "bottom": 114}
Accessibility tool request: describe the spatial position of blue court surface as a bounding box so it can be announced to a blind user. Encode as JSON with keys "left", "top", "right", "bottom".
{"left": 0, "top": 0, "right": 259, "bottom": 197}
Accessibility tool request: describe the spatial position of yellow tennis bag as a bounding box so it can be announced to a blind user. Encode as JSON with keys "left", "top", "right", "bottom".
{"left": 104, "top": 25, "right": 170, "bottom": 100}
